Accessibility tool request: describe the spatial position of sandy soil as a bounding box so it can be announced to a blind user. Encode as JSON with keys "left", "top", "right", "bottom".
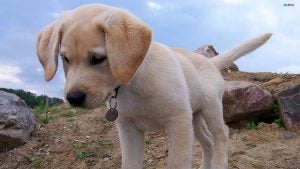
{"left": 0, "top": 72, "right": 300, "bottom": 169}
{"left": 0, "top": 107, "right": 299, "bottom": 169}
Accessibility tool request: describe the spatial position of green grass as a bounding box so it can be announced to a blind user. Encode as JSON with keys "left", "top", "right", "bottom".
{"left": 272, "top": 101, "right": 279, "bottom": 113}
{"left": 97, "top": 140, "right": 113, "bottom": 148}
{"left": 71, "top": 141, "right": 90, "bottom": 150}
{"left": 246, "top": 143, "right": 257, "bottom": 148}
{"left": 59, "top": 110, "right": 75, "bottom": 118}
{"left": 33, "top": 104, "right": 94, "bottom": 124}
{"left": 245, "top": 121, "right": 257, "bottom": 130}
{"left": 95, "top": 116, "right": 107, "bottom": 124}
{"left": 76, "top": 151, "right": 96, "bottom": 160}
{"left": 99, "top": 151, "right": 111, "bottom": 159}
{"left": 41, "top": 115, "right": 53, "bottom": 124}
{"left": 32, "top": 157, "right": 43, "bottom": 168}
{"left": 273, "top": 118, "right": 284, "bottom": 128}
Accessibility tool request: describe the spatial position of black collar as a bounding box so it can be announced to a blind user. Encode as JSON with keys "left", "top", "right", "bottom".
{"left": 112, "top": 86, "right": 120, "bottom": 99}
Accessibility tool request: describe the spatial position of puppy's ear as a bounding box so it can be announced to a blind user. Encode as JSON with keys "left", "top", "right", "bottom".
{"left": 94, "top": 9, "right": 152, "bottom": 84}
{"left": 36, "top": 22, "right": 62, "bottom": 81}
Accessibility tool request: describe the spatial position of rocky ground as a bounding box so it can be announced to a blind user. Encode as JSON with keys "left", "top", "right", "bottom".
{"left": 0, "top": 72, "right": 300, "bottom": 169}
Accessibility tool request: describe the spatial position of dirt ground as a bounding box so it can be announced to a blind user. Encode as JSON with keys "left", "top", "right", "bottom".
{"left": 0, "top": 72, "right": 300, "bottom": 169}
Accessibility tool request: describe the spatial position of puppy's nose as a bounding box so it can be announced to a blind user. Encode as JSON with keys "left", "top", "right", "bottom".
{"left": 66, "top": 91, "right": 86, "bottom": 106}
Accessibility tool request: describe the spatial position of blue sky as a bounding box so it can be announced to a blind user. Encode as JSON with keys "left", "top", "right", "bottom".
{"left": 0, "top": 0, "right": 299, "bottom": 98}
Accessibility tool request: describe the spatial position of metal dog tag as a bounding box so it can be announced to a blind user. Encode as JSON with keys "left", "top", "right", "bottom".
{"left": 106, "top": 108, "right": 118, "bottom": 122}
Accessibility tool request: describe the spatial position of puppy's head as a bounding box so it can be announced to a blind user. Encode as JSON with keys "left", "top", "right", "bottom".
{"left": 36, "top": 4, "right": 152, "bottom": 108}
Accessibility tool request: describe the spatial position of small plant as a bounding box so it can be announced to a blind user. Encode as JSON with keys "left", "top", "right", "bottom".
{"left": 41, "top": 112, "right": 54, "bottom": 124}
{"left": 97, "top": 140, "right": 113, "bottom": 148}
{"left": 76, "top": 151, "right": 96, "bottom": 159}
{"left": 72, "top": 142, "right": 89, "bottom": 149}
{"left": 95, "top": 116, "right": 107, "bottom": 124}
{"left": 42, "top": 115, "right": 50, "bottom": 124}
{"left": 34, "top": 100, "right": 46, "bottom": 113}
{"left": 143, "top": 160, "right": 149, "bottom": 169}
{"left": 32, "top": 157, "right": 43, "bottom": 168}
{"left": 272, "top": 101, "right": 279, "bottom": 113}
{"left": 245, "top": 121, "right": 257, "bottom": 130}
{"left": 60, "top": 110, "right": 75, "bottom": 118}
{"left": 246, "top": 143, "right": 256, "bottom": 148}
{"left": 273, "top": 118, "right": 284, "bottom": 128}
{"left": 99, "top": 151, "right": 111, "bottom": 159}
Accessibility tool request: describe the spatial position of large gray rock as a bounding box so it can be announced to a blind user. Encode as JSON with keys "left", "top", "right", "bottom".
{"left": 223, "top": 81, "right": 274, "bottom": 123}
{"left": 194, "top": 45, "right": 239, "bottom": 72}
{"left": 277, "top": 84, "right": 300, "bottom": 131}
{"left": 0, "top": 91, "right": 36, "bottom": 151}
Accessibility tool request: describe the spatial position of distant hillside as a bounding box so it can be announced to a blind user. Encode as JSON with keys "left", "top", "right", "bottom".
{"left": 0, "top": 88, "right": 63, "bottom": 108}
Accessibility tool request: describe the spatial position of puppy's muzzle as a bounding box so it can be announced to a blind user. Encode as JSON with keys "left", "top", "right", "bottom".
{"left": 66, "top": 91, "right": 86, "bottom": 107}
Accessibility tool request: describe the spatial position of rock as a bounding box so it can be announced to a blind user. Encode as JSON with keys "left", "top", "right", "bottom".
{"left": 194, "top": 45, "right": 219, "bottom": 58}
{"left": 0, "top": 91, "right": 36, "bottom": 151}
{"left": 262, "top": 77, "right": 284, "bottom": 87}
{"left": 194, "top": 44, "right": 239, "bottom": 72}
{"left": 277, "top": 84, "right": 300, "bottom": 131}
{"left": 223, "top": 81, "right": 274, "bottom": 123}
{"left": 282, "top": 131, "right": 296, "bottom": 140}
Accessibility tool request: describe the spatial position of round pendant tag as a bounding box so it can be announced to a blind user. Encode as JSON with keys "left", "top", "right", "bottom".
{"left": 106, "top": 108, "right": 118, "bottom": 122}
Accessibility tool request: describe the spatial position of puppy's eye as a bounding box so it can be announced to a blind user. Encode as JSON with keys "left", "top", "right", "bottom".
{"left": 90, "top": 54, "right": 106, "bottom": 65}
{"left": 61, "top": 54, "right": 69, "bottom": 64}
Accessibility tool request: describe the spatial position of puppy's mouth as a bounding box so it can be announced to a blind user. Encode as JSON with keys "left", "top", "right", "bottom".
{"left": 82, "top": 92, "right": 113, "bottom": 109}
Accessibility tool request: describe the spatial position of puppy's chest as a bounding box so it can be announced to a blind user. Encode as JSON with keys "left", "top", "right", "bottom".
{"left": 117, "top": 101, "right": 169, "bottom": 131}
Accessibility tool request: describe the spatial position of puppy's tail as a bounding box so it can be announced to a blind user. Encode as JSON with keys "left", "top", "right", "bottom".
{"left": 211, "top": 33, "right": 272, "bottom": 70}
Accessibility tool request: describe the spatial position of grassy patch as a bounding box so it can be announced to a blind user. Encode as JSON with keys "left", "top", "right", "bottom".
{"left": 76, "top": 151, "right": 96, "bottom": 160}
{"left": 41, "top": 115, "right": 53, "bottom": 124}
{"left": 95, "top": 116, "right": 107, "bottom": 124}
{"left": 246, "top": 143, "right": 257, "bottom": 148}
{"left": 59, "top": 110, "right": 75, "bottom": 118}
{"left": 273, "top": 118, "right": 284, "bottom": 128}
{"left": 272, "top": 101, "right": 279, "bottom": 114}
{"left": 245, "top": 121, "right": 257, "bottom": 130}
{"left": 72, "top": 142, "right": 89, "bottom": 149}
{"left": 99, "top": 151, "right": 111, "bottom": 159}
{"left": 97, "top": 140, "right": 113, "bottom": 148}
{"left": 33, "top": 104, "right": 94, "bottom": 124}
{"left": 143, "top": 160, "right": 149, "bottom": 169}
{"left": 32, "top": 157, "right": 43, "bottom": 168}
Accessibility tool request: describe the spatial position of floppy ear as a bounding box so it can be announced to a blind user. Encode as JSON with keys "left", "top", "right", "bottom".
{"left": 36, "top": 21, "right": 62, "bottom": 81}
{"left": 94, "top": 9, "right": 152, "bottom": 84}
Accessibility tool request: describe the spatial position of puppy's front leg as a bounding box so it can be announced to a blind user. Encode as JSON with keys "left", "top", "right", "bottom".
{"left": 117, "top": 122, "right": 145, "bottom": 169}
{"left": 167, "top": 114, "right": 194, "bottom": 169}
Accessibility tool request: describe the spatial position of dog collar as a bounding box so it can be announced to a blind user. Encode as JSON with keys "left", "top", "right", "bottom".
{"left": 105, "top": 86, "right": 120, "bottom": 122}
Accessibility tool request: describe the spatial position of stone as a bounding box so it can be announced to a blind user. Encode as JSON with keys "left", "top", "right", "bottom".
{"left": 282, "top": 131, "right": 296, "bottom": 140}
{"left": 194, "top": 45, "right": 219, "bottom": 58}
{"left": 277, "top": 84, "right": 300, "bottom": 131}
{"left": 0, "top": 91, "right": 36, "bottom": 151}
{"left": 223, "top": 81, "right": 274, "bottom": 123}
{"left": 194, "top": 44, "right": 239, "bottom": 72}
{"left": 262, "top": 77, "right": 284, "bottom": 87}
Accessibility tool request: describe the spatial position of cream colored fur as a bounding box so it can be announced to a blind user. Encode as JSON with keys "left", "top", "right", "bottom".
{"left": 36, "top": 4, "right": 271, "bottom": 169}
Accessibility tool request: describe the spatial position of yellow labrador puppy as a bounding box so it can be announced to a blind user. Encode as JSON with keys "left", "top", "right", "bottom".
{"left": 36, "top": 4, "right": 271, "bottom": 169}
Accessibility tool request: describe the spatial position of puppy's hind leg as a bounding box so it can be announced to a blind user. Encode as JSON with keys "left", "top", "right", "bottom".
{"left": 201, "top": 100, "right": 229, "bottom": 169}
{"left": 117, "top": 122, "right": 145, "bottom": 169}
{"left": 193, "top": 111, "right": 213, "bottom": 169}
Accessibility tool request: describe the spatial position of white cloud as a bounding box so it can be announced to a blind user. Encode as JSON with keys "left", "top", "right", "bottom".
{"left": 37, "top": 68, "right": 42, "bottom": 72}
{"left": 146, "top": 1, "right": 163, "bottom": 10}
{"left": 275, "top": 65, "right": 300, "bottom": 74}
{"left": 50, "top": 12, "right": 62, "bottom": 19}
{"left": 246, "top": 6, "right": 278, "bottom": 32}
{"left": 27, "top": 89, "right": 40, "bottom": 95}
{"left": 220, "top": 0, "right": 242, "bottom": 5}
{"left": 0, "top": 65, "right": 22, "bottom": 84}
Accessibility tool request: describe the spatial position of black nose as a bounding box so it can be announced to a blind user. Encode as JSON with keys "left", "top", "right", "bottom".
{"left": 66, "top": 91, "right": 86, "bottom": 106}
